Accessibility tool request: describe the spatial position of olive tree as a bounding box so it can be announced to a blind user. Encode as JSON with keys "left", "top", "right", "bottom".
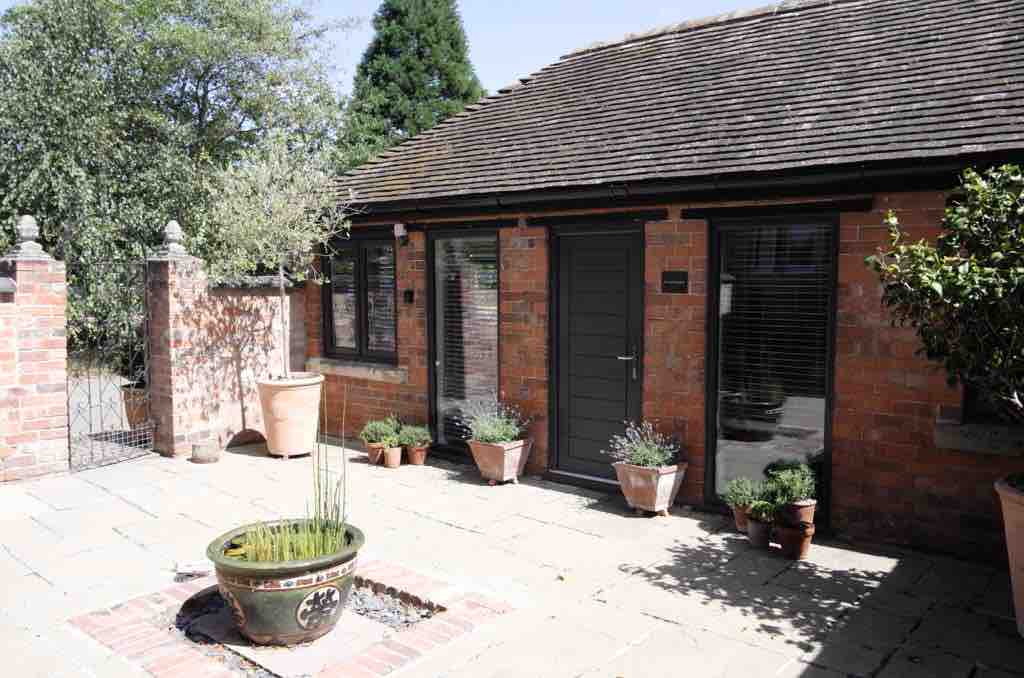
{"left": 205, "top": 132, "right": 349, "bottom": 376}
{"left": 867, "top": 164, "right": 1024, "bottom": 423}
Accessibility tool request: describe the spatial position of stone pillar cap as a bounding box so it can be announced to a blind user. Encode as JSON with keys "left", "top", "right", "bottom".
{"left": 151, "top": 219, "right": 190, "bottom": 259}
{"left": 3, "top": 215, "right": 50, "bottom": 260}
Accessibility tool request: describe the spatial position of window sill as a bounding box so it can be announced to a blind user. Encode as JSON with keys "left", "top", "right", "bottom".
{"left": 306, "top": 357, "right": 407, "bottom": 385}
{"left": 934, "top": 417, "right": 1024, "bottom": 457}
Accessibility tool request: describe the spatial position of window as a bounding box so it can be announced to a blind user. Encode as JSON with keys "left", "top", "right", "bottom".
{"left": 323, "top": 239, "right": 397, "bottom": 362}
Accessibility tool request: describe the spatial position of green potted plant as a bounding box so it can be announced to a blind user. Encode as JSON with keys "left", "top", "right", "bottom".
{"left": 721, "top": 477, "right": 760, "bottom": 533}
{"left": 359, "top": 416, "right": 400, "bottom": 466}
{"left": 745, "top": 499, "right": 775, "bottom": 549}
{"left": 205, "top": 132, "right": 348, "bottom": 458}
{"left": 207, "top": 432, "right": 363, "bottom": 645}
{"left": 464, "top": 400, "right": 532, "bottom": 485}
{"left": 768, "top": 464, "right": 817, "bottom": 527}
{"left": 868, "top": 164, "right": 1024, "bottom": 635}
{"left": 398, "top": 425, "right": 432, "bottom": 465}
{"left": 606, "top": 421, "right": 686, "bottom": 517}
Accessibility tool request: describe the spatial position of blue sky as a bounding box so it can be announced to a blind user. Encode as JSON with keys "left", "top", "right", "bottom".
{"left": 0, "top": 0, "right": 758, "bottom": 93}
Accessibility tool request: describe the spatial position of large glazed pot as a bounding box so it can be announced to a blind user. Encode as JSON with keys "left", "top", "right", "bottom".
{"left": 468, "top": 439, "right": 533, "bottom": 484}
{"left": 612, "top": 462, "right": 688, "bottom": 515}
{"left": 207, "top": 521, "right": 365, "bottom": 646}
{"left": 995, "top": 477, "right": 1024, "bottom": 638}
{"left": 257, "top": 373, "right": 324, "bottom": 458}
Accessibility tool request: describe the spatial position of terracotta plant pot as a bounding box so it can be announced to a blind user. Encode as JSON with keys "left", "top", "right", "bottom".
{"left": 257, "top": 373, "right": 324, "bottom": 458}
{"left": 382, "top": 447, "right": 402, "bottom": 469}
{"left": 406, "top": 445, "right": 429, "bottom": 466}
{"left": 207, "top": 521, "right": 364, "bottom": 646}
{"left": 468, "top": 439, "right": 533, "bottom": 484}
{"left": 365, "top": 442, "right": 385, "bottom": 465}
{"left": 776, "top": 523, "right": 816, "bottom": 560}
{"left": 612, "top": 462, "right": 688, "bottom": 515}
{"left": 747, "top": 518, "right": 771, "bottom": 549}
{"left": 995, "top": 477, "right": 1024, "bottom": 638}
{"left": 732, "top": 505, "right": 750, "bottom": 533}
{"left": 778, "top": 499, "right": 817, "bottom": 528}
{"left": 121, "top": 383, "right": 148, "bottom": 430}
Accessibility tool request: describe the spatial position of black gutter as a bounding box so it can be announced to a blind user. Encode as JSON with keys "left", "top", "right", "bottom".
{"left": 345, "top": 152, "right": 1020, "bottom": 223}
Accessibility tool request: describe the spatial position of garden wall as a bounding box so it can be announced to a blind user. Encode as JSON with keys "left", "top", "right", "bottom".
{"left": 0, "top": 219, "right": 69, "bottom": 481}
{"left": 147, "top": 246, "right": 306, "bottom": 456}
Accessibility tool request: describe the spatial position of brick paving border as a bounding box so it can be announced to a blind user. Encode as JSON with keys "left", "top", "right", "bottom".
{"left": 70, "top": 560, "right": 513, "bottom": 677}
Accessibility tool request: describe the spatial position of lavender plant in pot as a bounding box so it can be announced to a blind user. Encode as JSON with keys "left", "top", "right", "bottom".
{"left": 607, "top": 421, "right": 686, "bottom": 517}
{"left": 868, "top": 165, "right": 1024, "bottom": 635}
{"left": 205, "top": 132, "right": 348, "bottom": 458}
{"left": 464, "top": 400, "right": 532, "bottom": 485}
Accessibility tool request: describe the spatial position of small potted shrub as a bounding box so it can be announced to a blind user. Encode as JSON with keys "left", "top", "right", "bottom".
{"left": 769, "top": 464, "right": 817, "bottom": 527}
{"left": 207, "top": 440, "right": 363, "bottom": 646}
{"left": 746, "top": 499, "right": 775, "bottom": 549}
{"left": 464, "top": 400, "right": 532, "bottom": 485}
{"left": 606, "top": 421, "right": 686, "bottom": 517}
{"left": 398, "top": 425, "right": 432, "bottom": 465}
{"left": 359, "top": 416, "right": 400, "bottom": 465}
{"left": 721, "top": 477, "right": 760, "bottom": 533}
{"left": 765, "top": 465, "right": 817, "bottom": 559}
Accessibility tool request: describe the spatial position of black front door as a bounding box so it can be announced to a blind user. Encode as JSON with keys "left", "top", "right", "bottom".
{"left": 554, "top": 232, "right": 644, "bottom": 479}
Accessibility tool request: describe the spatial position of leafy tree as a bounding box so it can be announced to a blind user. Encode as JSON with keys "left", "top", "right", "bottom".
{"left": 867, "top": 165, "right": 1024, "bottom": 423}
{"left": 0, "top": 0, "right": 347, "bottom": 360}
{"left": 204, "top": 132, "right": 348, "bottom": 375}
{"left": 342, "top": 0, "right": 483, "bottom": 170}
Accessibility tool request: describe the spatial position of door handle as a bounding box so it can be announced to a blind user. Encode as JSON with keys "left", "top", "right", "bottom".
{"left": 617, "top": 347, "right": 639, "bottom": 381}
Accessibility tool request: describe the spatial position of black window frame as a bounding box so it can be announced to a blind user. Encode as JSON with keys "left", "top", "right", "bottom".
{"left": 322, "top": 236, "right": 398, "bottom": 364}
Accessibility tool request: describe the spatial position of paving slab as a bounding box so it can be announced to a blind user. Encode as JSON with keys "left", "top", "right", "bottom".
{"left": 0, "top": 442, "right": 1018, "bottom": 678}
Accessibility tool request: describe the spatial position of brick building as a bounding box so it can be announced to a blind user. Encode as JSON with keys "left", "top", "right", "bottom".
{"left": 304, "top": 0, "right": 1024, "bottom": 560}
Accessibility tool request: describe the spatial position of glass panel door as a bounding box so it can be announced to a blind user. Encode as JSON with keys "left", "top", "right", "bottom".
{"left": 432, "top": 234, "right": 499, "bottom": 446}
{"left": 713, "top": 221, "right": 834, "bottom": 495}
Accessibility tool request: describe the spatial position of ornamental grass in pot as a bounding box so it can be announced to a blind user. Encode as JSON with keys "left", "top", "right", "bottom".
{"left": 607, "top": 421, "right": 686, "bottom": 517}
{"left": 399, "top": 425, "right": 432, "bottom": 465}
{"left": 359, "top": 416, "right": 400, "bottom": 465}
{"left": 464, "top": 400, "right": 532, "bottom": 485}
{"left": 721, "top": 477, "right": 760, "bottom": 533}
{"left": 207, "top": 415, "right": 362, "bottom": 646}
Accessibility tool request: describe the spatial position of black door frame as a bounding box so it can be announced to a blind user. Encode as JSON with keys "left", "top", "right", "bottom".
{"left": 547, "top": 222, "right": 646, "bottom": 485}
{"left": 703, "top": 214, "right": 840, "bottom": 529}
{"left": 425, "top": 226, "right": 503, "bottom": 458}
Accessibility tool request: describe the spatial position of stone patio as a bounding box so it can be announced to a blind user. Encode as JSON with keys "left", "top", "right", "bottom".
{"left": 1, "top": 442, "right": 1021, "bottom": 677}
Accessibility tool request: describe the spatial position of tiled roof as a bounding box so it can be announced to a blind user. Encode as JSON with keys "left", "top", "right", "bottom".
{"left": 341, "top": 0, "right": 1024, "bottom": 207}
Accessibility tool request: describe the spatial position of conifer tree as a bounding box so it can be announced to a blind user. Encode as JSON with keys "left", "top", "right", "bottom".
{"left": 342, "top": 0, "right": 483, "bottom": 170}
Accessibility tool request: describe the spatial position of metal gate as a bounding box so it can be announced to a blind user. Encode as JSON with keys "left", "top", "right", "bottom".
{"left": 67, "top": 257, "right": 154, "bottom": 471}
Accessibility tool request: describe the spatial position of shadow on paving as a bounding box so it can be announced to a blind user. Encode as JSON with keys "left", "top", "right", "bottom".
{"left": 614, "top": 527, "right": 1024, "bottom": 677}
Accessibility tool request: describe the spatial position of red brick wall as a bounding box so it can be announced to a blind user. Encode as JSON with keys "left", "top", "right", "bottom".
{"left": 308, "top": 231, "right": 429, "bottom": 440}
{"left": 833, "top": 191, "right": 1021, "bottom": 561}
{"left": 147, "top": 256, "right": 306, "bottom": 456}
{"left": 499, "top": 224, "right": 549, "bottom": 473}
{"left": 643, "top": 217, "right": 708, "bottom": 505}
{"left": 0, "top": 257, "right": 69, "bottom": 481}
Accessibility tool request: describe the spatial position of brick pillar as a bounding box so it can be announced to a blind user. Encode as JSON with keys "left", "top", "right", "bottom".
{"left": 643, "top": 215, "right": 708, "bottom": 505}
{"left": 148, "top": 221, "right": 305, "bottom": 456}
{"left": 0, "top": 216, "right": 69, "bottom": 481}
{"left": 499, "top": 222, "right": 550, "bottom": 473}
